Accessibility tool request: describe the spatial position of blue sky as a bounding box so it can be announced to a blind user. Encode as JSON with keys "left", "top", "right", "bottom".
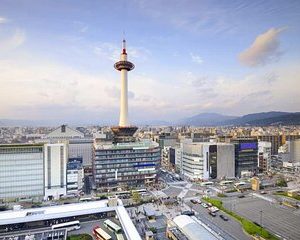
{"left": 0, "top": 0, "right": 300, "bottom": 124}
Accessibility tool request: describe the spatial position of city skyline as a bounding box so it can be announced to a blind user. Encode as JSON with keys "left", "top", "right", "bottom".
{"left": 0, "top": 0, "right": 300, "bottom": 124}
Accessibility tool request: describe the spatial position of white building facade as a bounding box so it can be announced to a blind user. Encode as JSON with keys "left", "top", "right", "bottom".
{"left": 290, "top": 139, "right": 300, "bottom": 163}
{"left": 44, "top": 143, "right": 67, "bottom": 200}
{"left": 0, "top": 144, "right": 44, "bottom": 201}
{"left": 180, "top": 141, "right": 235, "bottom": 181}
{"left": 175, "top": 144, "right": 183, "bottom": 174}
{"left": 66, "top": 158, "right": 84, "bottom": 195}
{"left": 258, "top": 141, "right": 272, "bottom": 172}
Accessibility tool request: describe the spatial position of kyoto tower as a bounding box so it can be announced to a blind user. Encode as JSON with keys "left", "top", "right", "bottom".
{"left": 111, "top": 39, "right": 138, "bottom": 143}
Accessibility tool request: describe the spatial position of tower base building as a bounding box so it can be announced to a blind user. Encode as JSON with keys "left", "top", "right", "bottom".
{"left": 93, "top": 139, "right": 160, "bottom": 189}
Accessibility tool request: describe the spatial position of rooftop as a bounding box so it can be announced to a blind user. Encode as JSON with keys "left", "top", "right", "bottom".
{"left": 0, "top": 200, "right": 141, "bottom": 240}
{"left": 173, "top": 215, "right": 218, "bottom": 240}
{"left": 94, "top": 139, "right": 159, "bottom": 150}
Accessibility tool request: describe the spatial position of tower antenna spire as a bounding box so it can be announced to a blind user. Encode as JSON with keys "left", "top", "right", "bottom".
{"left": 122, "top": 31, "right": 126, "bottom": 54}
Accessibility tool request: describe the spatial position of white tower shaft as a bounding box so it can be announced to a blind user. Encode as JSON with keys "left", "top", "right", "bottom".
{"left": 114, "top": 39, "right": 134, "bottom": 128}
{"left": 119, "top": 68, "right": 129, "bottom": 126}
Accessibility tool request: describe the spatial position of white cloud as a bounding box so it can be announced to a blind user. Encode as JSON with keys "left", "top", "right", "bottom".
{"left": 0, "top": 57, "right": 299, "bottom": 122}
{"left": 94, "top": 42, "right": 120, "bottom": 61}
{"left": 73, "top": 21, "right": 89, "bottom": 33}
{"left": 94, "top": 42, "right": 151, "bottom": 62}
{"left": 239, "top": 28, "right": 285, "bottom": 67}
{"left": 0, "top": 17, "right": 8, "bottom": 24}
{"left": 133, "top": 0, "right": 238, "bottom": 35}
{"left": 0, "top": 29, "right": 26, "bottom": 52}
{"left": 190, "top": 53, "right": 203, "bottom": 64}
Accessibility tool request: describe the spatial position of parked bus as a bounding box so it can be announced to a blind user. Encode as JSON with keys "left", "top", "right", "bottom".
{"left": 201, "top": 181, "right": 214, "bottom": 186}
{"left": 220, "top": 180, "right": 234, "bottom": 186}
{"left": 116, "top": 233, "right": 125, "bottom": 240}
{"left": 234, "top": 182, "right": 246, "bottom": 187}
{"left": 104, "top": 219, "right": 122, "bottom": 233}
{"left": 79, "top": 197, "right": 92, "bottom": 202}
{"left": 51, "top": 220, "right": 80, "bottom": 231}
{"left": 93, "top": 227, "right": 112, "bottom": 240}
{"left": 131, "top": 189, "right": 147, "bottom": 194}
{"left": 115, "top": 191, "right": 131, "bottom": 199}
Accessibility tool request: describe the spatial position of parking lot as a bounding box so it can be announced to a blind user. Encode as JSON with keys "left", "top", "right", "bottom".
{"left": 0, "top": 229, "right": 67, "bottom": 240}
{"left": 222, "top": 195, "right": 300, "bottom": 240}
{"left": 72, "top": 217, "right": 126, "bottom": 240}
{"left": 186, "top": 200, "right": 251, "bottom": 240}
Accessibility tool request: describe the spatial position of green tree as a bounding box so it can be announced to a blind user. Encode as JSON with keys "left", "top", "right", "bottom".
{"left": 132, "top": 191, "right": 141, "bottom": 203}
{"left": 276, "top": 178, "right": 287, "bottom": 187}
{"left": 67, "top": 234, "right": 93, "bottom": 240}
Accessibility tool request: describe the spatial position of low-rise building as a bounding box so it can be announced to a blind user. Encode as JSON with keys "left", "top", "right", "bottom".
{"left": 67, "top": 157, "right": 84, "bottom": 196}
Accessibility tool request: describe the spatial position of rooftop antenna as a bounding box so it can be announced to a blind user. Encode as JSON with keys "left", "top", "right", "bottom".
{"left": 122, "top": 31, "right": 126, "bottom": 54}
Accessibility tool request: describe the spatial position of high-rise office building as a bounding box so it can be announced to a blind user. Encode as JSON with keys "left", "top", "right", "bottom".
{"left": 68, "top": 139, "right": 93, "bottom": 167}
{"left": 258, "top": 141, "right": 271, "bottom": 172}
{"left": 169, "top": 147, "right": 176, "bottom": 167}
{"left": 290, "top": 139, "right": 300, "bottom": 163}
{"left": 44, "top": 143, "right": 67, "bottom": 200}
{"left": 175, "top": 144, "right": 183, "bottom": 174}
{"left": 0, "top": 144, "right": 44, "bottom": 201}
{"left": 257, "top": 135, "right": 283, "bottom": 155}
{"left": 67, "top": 157, "right": 84, "bottom": 195}
{"left": 231, "top": 138, "right": 258, "bottom": 177}
{"left": 180, "top": 140, "right": 234, "bottom": 180}
{"left": 94, "top": 140, "right": 160, "bottom": 188}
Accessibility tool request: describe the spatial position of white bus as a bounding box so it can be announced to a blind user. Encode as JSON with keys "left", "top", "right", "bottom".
{"left": 51, "top": 220, "right": 80, "bottom": 231}
{"left": 93, "top": 227, "right": 112, "bottom": 240}
{"left": 234, "top": 182, "right": 246, "bottom": 187}
{"left": 79, "top": 197, "right": 92, "bottom": 202}
{"left": 116, "top": 233, "right": 125, "bottom": 240}
{"left": 220, "top": 180, "right": 234, "bottom": 186}
{"left": 201, "top": 181, "right": 214, "bottom": 186}
{"left": 131, "top": 189, "right": 147, "bottom": 194}
{"left": 104, "top": 219, "right": 122, "bottom": 233}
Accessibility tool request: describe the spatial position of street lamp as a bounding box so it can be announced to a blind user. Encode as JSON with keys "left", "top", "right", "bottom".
{"left": 260, "top": 210, "right": 263, "bottom": 237}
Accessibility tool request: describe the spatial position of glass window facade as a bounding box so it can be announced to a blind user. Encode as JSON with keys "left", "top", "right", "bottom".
{"left": 232, "top": 139, "right": 258, "bottom": 177}
{"left": 0, "top": 145, "right": 44, "bottom": 200}
{"left": 93, "top": 141, "right": 160, "bottom": 187}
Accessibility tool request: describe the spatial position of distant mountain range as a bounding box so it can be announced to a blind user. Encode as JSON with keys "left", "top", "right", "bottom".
{"left": 1, "top": 111, "right": 300, "bottom": 127}
{"left": 179, "top": 111, "right": 300, "bottom": 126}
{"left": 178, "top": 113, "right": 238, "bottom": 126}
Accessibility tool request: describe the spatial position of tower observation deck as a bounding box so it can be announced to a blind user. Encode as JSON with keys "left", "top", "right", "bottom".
{"left": 111, "top": 39, "right": 137, "bottom": 143}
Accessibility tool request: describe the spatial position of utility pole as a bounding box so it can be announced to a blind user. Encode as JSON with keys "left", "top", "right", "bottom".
{"left": 260, "top": 210, "right": 263, "bottom": 237}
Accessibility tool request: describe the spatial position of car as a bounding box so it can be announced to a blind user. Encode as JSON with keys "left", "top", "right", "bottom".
{"left": 260, "top": 191, "right": 267, "bottom": 194}
{"left": 190, "top": 199, "right": 197, "bottom": 204}
{"left": 201, "top": 203, "right": 208, "bottom": 208}
{"left": 209, "top": 211, "right": 216, "bottom": 217}
{"left": 207, "top": 203, "right": 212, "bottom": 207}
{"left": 181, "top": 210, "right": 195, "bottom": 216}
{"left": 238, "top": 195, "right": 245, "bottom": 198}
{"left": 219, "top": 214, "right": 228, "bottom": 221}
{"left": 196, "top": 199, "right": 202, "bottom": 204}
{"left": 208, "top": 206, "right": 219, "bottom": 213}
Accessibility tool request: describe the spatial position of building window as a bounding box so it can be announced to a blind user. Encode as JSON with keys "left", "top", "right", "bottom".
{"left": 47, "top": 146, "right": 51, "bottom": 189}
